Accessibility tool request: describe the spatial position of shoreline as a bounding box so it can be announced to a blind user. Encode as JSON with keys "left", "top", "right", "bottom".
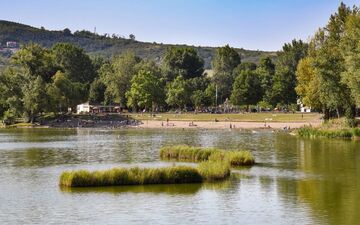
{"left": 137, "top": 120, "right": 321, "bottom": 130}
{"left": 0, "top": 120, "right": 320, "bottom": 130}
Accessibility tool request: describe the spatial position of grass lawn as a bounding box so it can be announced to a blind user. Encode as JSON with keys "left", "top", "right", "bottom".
{"left": 125, "top": 112, "right": 322, "bottom": 122}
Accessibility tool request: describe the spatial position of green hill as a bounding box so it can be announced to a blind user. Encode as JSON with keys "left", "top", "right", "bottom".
{"left": 0, "top": 20, "right": 276, "bottom": 68}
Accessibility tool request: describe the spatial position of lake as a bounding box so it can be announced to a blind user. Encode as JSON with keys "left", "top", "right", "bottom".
{"left": 0, "top": 128, "right": 359, "bottom": 225}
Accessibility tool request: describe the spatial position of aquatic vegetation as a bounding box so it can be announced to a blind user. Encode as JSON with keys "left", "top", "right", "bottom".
{"left": 60, "top": 166, "right": 203, "bottom": 187}
{"left": 160, "top": 145, "right": 255, "bottom": 166}
{"left": 297, "top": 126, "right": 360, "bottom": 139}
{"left": 197, "top": 161, "right": 230, "bottom": 181}
{"left": 59, "top": 164, "right": 234, "bottom": 187}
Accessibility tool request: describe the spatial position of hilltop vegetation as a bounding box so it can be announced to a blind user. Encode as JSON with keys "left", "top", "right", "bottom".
{"left": 0, "top": 20, "right": 275, "bottom": 68}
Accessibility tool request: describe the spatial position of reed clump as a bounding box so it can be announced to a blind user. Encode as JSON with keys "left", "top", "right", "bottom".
{"left": 297, "top": 126, "right": 360, "bottom": 139}
{"left": 60, "top": 162, "right": 236, "bottom": 187}
{"left": 60, "top": 166, "right": 203, "bottom": 187}
{"left": 197, "top": 161, "right": 230, "bottom": 181}
{"left": 160, "top": 145, "right": 255, "bottom": 166}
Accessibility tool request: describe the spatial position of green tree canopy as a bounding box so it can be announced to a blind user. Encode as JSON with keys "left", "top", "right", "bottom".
{"left": 162, "top": 46, "right": 204, "bottom": 81}
{"left": 11, "top": 43, "right": 56, "bottom": 82}
{"left": 272, "top": 40, "right": 308, "bottom": 105}
{"left": 230, "top": 70, "right": 261, "bottom": 109}
{"left": 126, "top": 69, "right": 165, "bottom": 111}
{"left": 52, "top": 43, "right": 96, "bottom": 84}
{"left": 211, "top": 45, "right": 241, "bottom": 104}
{"left": 166, "top": 76, "right": 189, "bottom": 109}
{"left": 100, "top": 51, "right": 141, "bottom": 106}
{"left": 340, "top": 11, "right": 360, "bottom": 107}
{"left": 89, "top": 78, "right": 106, "bottom": 104}
{"left": 256, "top": 56, "right": 275, "bottom": 103}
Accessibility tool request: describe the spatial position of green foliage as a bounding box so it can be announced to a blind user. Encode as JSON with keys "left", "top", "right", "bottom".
{"left": 100, "top": 51, "right": 141, "bottom": 106}
{"left": 89, "top": 78, "right": 106, "bottom": 104}
{"left": 11, "top": 43, "right": 56, "bottom": 82}
{"left": 295, "top": 57, "right": 322, "bottom": 110}
{"left": 211, "top": 45, "right": 241, "bottom": 103}
{"left": 340, "top": 12, "right": 360, "bottom": 107}
{"left": 126, "top": 69, "right": 165, "bottom": 111}
{"left": 22, "top": 76, "right": 48, "bottom": 122}
{"left": 234, "top": 62, "right": 257, "bottom": 73}
{"left": 256, "top": 56, "right": 275, "bottom": 103}
{"left": 191, "top": 90, "right": 208, "bottom": 109}
{"left": 162, "top": 46, "right": 204, "bottom": 81}
{"left": 52, "top": 43, "right": 96, "bottom": 84}
{"left": 272, "top": 40, "right": 308, "bottom": 105}
{"left": 165, "top": 76, "right": 189, "bottom": 109}
{"left": 230, "top": 70, "right": 262, "bottom": 108}
{"left": 212, "top": 45, "right": 241, "bottom": 74}
{"left": 159, "top": 145, "right": 255, "bottom": 166}
{"left": 47, "top": 71, "right": 87, "bottom": 111}
{"left": 294, "top": 3, "right": 358, "bottom": 123}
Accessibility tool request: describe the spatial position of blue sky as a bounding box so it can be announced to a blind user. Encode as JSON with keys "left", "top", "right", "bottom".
{"left": 1, "top": 0, "right": 359, "bottom": 51}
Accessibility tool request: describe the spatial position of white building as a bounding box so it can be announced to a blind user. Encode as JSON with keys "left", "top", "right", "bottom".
{"left": 76, "top": 102, "right": 91, "bottom": 114}
{"left": 76, "top": 102, "right": 121, "bottom": 114}
{"left": 297, "top": 99, "right": 311, "bottom": 113}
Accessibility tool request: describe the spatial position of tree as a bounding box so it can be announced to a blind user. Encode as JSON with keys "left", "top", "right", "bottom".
{"left": 313, "top": 3, "right": 355, "bottom": 121}
{"left": 63, "top": 28, "right": 72, "bottom": 36}
{"left": 205, "top": 83, "right": 217, "bottom": 106}
{"left": 166, "top": 76, "right": 189, "bottom": 109}
{"left": 230, "top": 70, "right": 261, "bottom": 110}
{"left": 22, "top": 76, "right": 48, "bottom": 123}
{"left": 234, "top": 62, "right": 257, "bottom": 73}
{"left": 340, "top": 11, "right": 360, "bottom": 107}
{"left": 212, "top": 45, "right": 241, "bottom": 103}
{"left": 129, "top": 34, "right": 136, "bottom": 40}
{"left": 0, "top": 67, "right": 25, "bottom": 120}
{"left": 11, "top": 43, "right": 56, "bottom": 82}
{"left": 126, "top": 70, "right": 165, "bottom": 111}
{"left": 89, "top": 78, "right": 106, "bottom": 104}
{"left": 47, "top": 71, "right": 87, "bottom": 112}
{"left": 100, "top": 51, "right": 140, "bottom": 106}
{"left": 52, "top": 43, "right": 96, "bottom": 84}
{"left": 162, "top": 46, "right": 204, "bottom": 81}
{"left": 191, "top": 90, "right": 208, "bottom": 110}
{"left": 295, "top": 57, "right": 322, "bottom": 110}
{"left": 272, "top": 40, "right": 308, "bottom": 105}
{"left": 256, "top": 56, "right": 275, "bottom": 103}
{"left": 212, "top": 45, "right": 241, "bottom": 74}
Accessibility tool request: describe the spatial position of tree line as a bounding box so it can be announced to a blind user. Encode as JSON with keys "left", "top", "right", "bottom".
{"left": 0, "top": 2, "right": 359, "bottom": 126}
{"left": 295, "top": 3, "right": 360, "bottom": 126}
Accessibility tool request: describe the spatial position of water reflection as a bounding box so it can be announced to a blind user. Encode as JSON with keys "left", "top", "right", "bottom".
{"left": 60, "top": 177, "right": 235, "bottom": 195}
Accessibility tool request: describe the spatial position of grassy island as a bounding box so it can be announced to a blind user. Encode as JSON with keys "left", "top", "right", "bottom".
{"left": 60, "top": 163, "right": 231, "bottom": 187}
{"left": 160, "top": 145, "right": 255, "bottom": 166}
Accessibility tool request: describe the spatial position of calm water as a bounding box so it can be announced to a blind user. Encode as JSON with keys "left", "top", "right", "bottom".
{"left": 0, "top": 128, "right": 359, "bottom": 225}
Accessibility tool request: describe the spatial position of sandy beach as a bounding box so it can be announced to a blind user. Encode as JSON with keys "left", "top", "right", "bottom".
{"left": 138, "top": 120, "right": 321, "bottom": 129}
